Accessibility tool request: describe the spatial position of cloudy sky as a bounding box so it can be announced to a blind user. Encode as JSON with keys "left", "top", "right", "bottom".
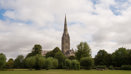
{"left": 0, "top": 0, "right": 131, "bottom": 59}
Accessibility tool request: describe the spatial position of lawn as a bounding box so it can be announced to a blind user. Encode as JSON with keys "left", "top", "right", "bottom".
{"left": 0, "top": 69, "right": 131, "bottom": 74}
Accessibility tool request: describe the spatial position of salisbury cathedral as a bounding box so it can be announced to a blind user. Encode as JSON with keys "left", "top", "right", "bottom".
{"left": 42, "top": 15, "right": 75, "bottom": 57}
{"left": 62, "top": 15, "right": 74, "bottom": 56}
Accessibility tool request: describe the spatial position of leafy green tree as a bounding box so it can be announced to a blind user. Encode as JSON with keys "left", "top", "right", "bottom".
{"left": 75, "top": 42, "right": 91, "bottom": 60}
{"left": 80, "top": 57, "right": 94, "bottom": 69}
{"left": 54, "top": 51, "right": 66, "bottom": 68}
{"left": 65, "top": 59, "right": 71, "bottom": 69}
{"left": 46, "top": 51, "right": 53, "bottom": 58}
{"left": 52, "top": 47, "right": 61, "bottom": 54}
{"left": 6, "top": 58, "right": 14, "bottom": 69}
{"left": 68, "top": 56, "right": 76, "bottom": 60}
{"left": 94, "top": 50, "right": 112, "bottom": 67}
{"left": 14, "top": 55, "right": 24, "bottom": 68}
{"left": 127, "top": 49, "right": 131, "bottom": 65}
{"left": 45, "top": 57, "right": 53, "bottom": 70}
{"left": 44, "top": 57, "right": 58, "bottom": 69}
{"left": 32, "top": 44, "right": 42, "bottom": 55}
{"left": 25, "top": 56, "right": 36, "bottom": 70}
{"left": 71, "top": 60, "right": 80, "bottom": 70}
{"left": 26, "top": 44, "right": 42, "bottom": 58}
{"left": 0, "top": 53, "right": 6, "bottom": 69}
{"left": 46, "top": 47, "right": 61, "bottom": 58}
{"left": 26, "top": 53, "right": 34, "bottom": 58}
{"left": 35, "top": 55, "right": 45, "bottom": 69}
{"left": 112, "top": 47, "right": 128, "bottom": 67}
{"left": 52, "top": 58, "right": 58, "bottom": 69}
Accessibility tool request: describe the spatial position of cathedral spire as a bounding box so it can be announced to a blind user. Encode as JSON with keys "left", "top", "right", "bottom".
{"left": 62, "top": 15, "right": 70, "bottom": 56}
{"left": 64, "top": 15, "right": 68, "bottom": 34}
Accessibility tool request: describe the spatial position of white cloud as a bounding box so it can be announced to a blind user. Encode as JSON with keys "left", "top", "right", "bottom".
{"left": 0, "top": 0, "right": 131, "bottom": 59}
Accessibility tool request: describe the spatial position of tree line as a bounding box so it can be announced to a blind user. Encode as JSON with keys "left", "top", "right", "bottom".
{"left": 0, "top": 42, "right": 131, "bottom": 70}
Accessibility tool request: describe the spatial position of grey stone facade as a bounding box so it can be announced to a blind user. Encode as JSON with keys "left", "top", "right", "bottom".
{"left": 62, "top": 15, "right": 74, "bottom": 56}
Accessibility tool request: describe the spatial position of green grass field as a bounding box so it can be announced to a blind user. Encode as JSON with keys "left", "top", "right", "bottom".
{"left": 0, "top": 69, "right": 131, "bottom": 74}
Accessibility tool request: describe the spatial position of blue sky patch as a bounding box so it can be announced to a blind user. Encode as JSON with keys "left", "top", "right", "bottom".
{"left": 110, "top": 5, "right": 121, "bottom": 15}
{"left": 0, "top": 9, "right": 6, "bottom": 20}
{"left": 115, "top": 0, "right": 128, "bottom": 3}
{"left": 90, "top": 0, "right": 100, "bottom": 5}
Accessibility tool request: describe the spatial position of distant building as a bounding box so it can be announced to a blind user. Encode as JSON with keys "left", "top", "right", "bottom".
{"left": 61, "top": 15, "right": 75, "bottom": 57}
{"left": 42, "top": 50, "right": 50, "bottom": 56}
{"left": 42, "top": 15, "right": 75, "bottom": 57}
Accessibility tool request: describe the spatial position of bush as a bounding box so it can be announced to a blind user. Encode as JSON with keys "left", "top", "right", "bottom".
{"left": 52, "top": 58, "right": 58, "bottom": 69}
{"left": 45, "top": 57, "right": 58, "bottom": 70}
{"left": 6, "top": 58, "right": 14, "bottom": 69}
{"left": 68, "top": 56, "right": 76, "bottom": 60}
{"left": 108, "top": 65, "right": 114, "bottom": 70}
{"left": 44, "top": 57, "right": 52, "bottom": 70}
{"left": 64, "top": 59, "right": 71, "bottom": 69}
{"left": 114, "top": 67, "right": 120, "bottom": 70}
{"left": 96, "top": 65, "right": 107, "bottom": 69}
{"left": 0, "top": 53, "right": 6, "bottom": 69}
{"left": 25, "top": 56, "right": 36, "bottom": 69}
{"left": 121, "top": 65, "right": 131, "bottom": 70}
{"left": 71, "top": 60, "right": 80, "bottom": 70}
{"left": 35, "top": 55, "right": 46, "bottom": 69}
{"left": 54, "top": 51, "right": 66, "bottom": 68}
{"left": 14, "top": 55, "right": 24, "bottom": 68}
{"left": 80, "top": 57, "right": 94, "bottom": 69}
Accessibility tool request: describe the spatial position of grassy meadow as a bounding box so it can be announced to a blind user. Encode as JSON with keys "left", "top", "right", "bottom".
{"left": 0, "top": 69, "right": 131, "bottom": 74}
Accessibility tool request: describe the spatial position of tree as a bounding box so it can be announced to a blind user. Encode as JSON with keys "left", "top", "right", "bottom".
{"left": 14, "top": 55, "right": 24, "bottom": 68}
{"left": 32, "top": 44, "right": 42, "bottom": 55}
{"left": 65, "top": 59, "right": 71, "bottom": 69}
{"left": 54, "top": 51, "right": 66, "bottom": 68}
{"left": 46, "top": 47, "right": 61, "bottom": 58}
{"left": 6, "top": 58, "right": 14, "bottom": 69}
{"left": 68, "top": 56, "right": 76, "bottom": 60}
{"left": 0, "top": 53, "right": 6, "bottom": 69}
{"left": 71, "top": 60, "right": 80, "bottom": 70}
{"left": 46, "top": 51, "right": 54, "bottom": 58}
{"left": 52, "top": 47, "right": 61, "bottom": 54}
{"left": 127, "top": 49, "right": 131, "bottom": 65}
{"left": 44, "top": 57, "right": 58, "bottom": 70}
{"left": 45, "top": 57, "right": 53, "bottom": 70}
{"left": 25, "top": 56, "right": 36, "bottom": 70}
{"left": 94, "top": 50, "right": 111, "bottom": 67}
{"left": 26, "top": 44, "right": 42, "bottom": 58}
{"left": 35, "top": 55, "right": 45, "bottom": 69}
{"left": 75, "top": 42, "right": 91, "bottom": 60}
{"left": 52, "top": 58, "right": 58, "bottom": 69}
{"left": 80, "top": 57, "right": 94, "bottom": 69}
{"left": 112, "top": 47, "right": 128, "bottom": 67}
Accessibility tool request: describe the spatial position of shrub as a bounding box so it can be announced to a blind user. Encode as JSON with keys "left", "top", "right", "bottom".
{"left": 96, "top": 65, "right": 107, "bottom": 69}
{"left": 121, "top": 65, "right": 131, "bottom": 70}
{"left": 108, "top": 65, "right": 114, "bottom": 70}
{"left": 36, "top": 55, "right": 46, "bottom": 69}
{"left": 45, "top": 57, "right": 58, "bottom": 69}
{"left": 45, "top": 57, "right": 53, "bottom": 70}
{"left": 54, "top": 51, "right": 66, "bottom": 68}
{"left": 71, "top": 60, "right": 80, "bottom": 70}
{"left": 25, "top": 56, "right": 36, "bottom": 69}
{"left": 114, "top": 67, "right": 120, "bottom": 70}
{"left": 6, "top": 58, "right": 14, "bottom": 69}
{"left": 65, "top": 59, "right": 71, "bottom": 69}
{"left": 68, "top": 56, "right": 76, "bottom": 60}
{"left": 0, "top": 53, "right": 6, "bottom": 69}
{"left": 80, "top": 57, "right": 94, "bottom": 69}
{"left": 14, "top": 55, "right": 24, "bottom": 68}
{"left": 52, "top": 58, "right": 58, "bottom": 69}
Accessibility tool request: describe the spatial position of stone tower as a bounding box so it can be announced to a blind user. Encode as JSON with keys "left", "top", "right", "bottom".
{"left": 62, "top": 15, "right": 70, "bottom": 56}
